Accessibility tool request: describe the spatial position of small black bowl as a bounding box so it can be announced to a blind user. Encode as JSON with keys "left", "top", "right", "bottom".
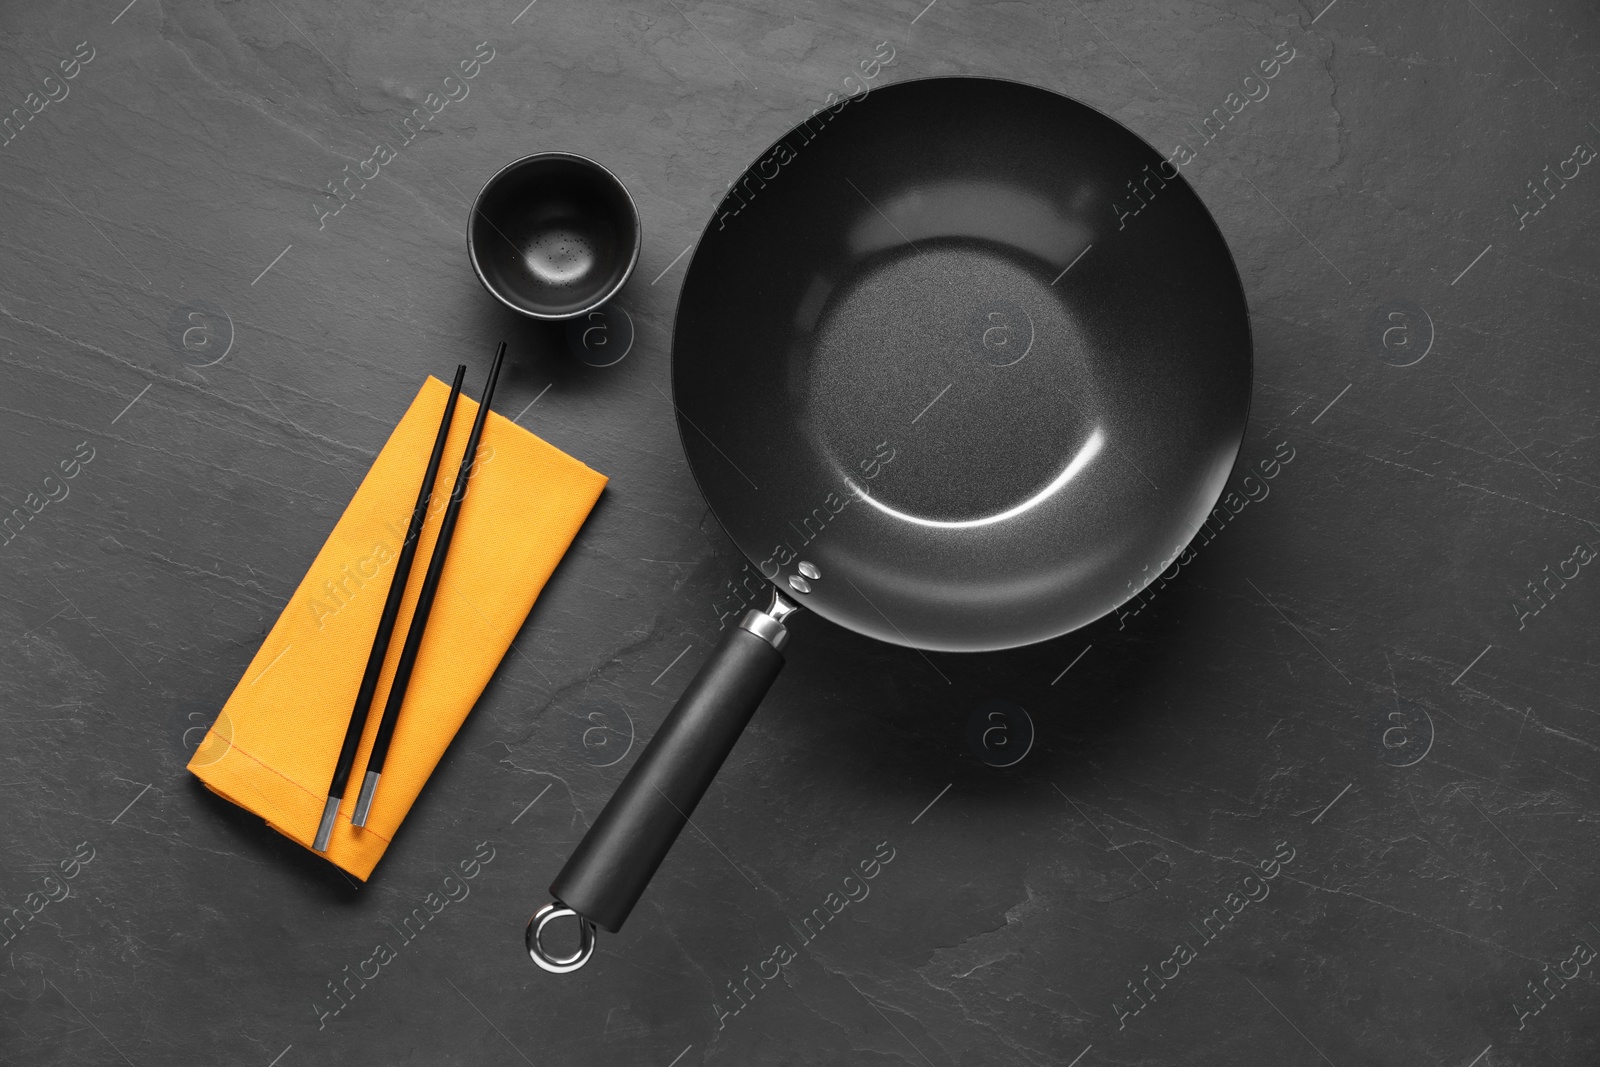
{"left": 468, "top": 153, "right": 641, "bottom": 320}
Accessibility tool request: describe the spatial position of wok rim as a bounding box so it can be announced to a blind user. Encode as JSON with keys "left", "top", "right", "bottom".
{"left": 668, "top": 74, "right": 1257, "bottom": 653}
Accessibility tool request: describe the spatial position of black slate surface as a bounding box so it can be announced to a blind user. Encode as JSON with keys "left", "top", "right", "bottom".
{"left": 2, "top": 1, "right": 1598, "bottom": 1065}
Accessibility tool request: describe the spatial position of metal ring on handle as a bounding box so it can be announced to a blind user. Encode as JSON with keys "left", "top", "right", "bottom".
{"left": 526, "top": 903, "right": 596, "bottom": 973}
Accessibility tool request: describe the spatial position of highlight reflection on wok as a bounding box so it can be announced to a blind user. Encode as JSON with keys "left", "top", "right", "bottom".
{"left": 846, "top": 427, "right": 1105, "bottom": 531}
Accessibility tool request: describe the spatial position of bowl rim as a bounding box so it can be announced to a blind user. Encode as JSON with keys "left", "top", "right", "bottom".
{"left": 466, "top": 151, "right": 643, "bottom": 321}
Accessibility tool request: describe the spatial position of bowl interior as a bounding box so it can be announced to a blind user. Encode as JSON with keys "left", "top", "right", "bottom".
{"left": 471, "top": 156, "right": 637, "bottom": 318}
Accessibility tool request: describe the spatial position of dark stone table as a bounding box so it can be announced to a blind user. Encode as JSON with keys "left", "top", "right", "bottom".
{"left": 3, "top": 0, "right": 1597, "bottom": 1064}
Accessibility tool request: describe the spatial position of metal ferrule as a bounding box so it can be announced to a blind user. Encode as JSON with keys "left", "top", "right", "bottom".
{"left": 739, "top": 589, "right": 798, "bottom": 652}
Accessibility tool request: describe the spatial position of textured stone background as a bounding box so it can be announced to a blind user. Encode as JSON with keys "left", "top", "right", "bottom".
{"left": 2, "top": 0, "right": 1597, "bottom": 1065}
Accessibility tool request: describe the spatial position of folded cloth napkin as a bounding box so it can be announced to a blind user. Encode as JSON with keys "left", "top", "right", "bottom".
{"left": 188, "top": 375, "right": 606, "bottom": 880}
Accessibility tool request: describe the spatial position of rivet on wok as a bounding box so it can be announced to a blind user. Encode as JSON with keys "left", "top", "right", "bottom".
{"left": 788, "top": 574, "right": 812, "bottom": 594}
{"left": 797, "top": 561, "right": 820, "bottom": 580}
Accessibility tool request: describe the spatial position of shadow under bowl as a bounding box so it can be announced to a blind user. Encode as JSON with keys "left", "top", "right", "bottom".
{"left": 468, "top": 153, "right": 641, "bottom": 320}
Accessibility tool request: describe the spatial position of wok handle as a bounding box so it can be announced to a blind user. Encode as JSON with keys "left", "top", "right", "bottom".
{"left": 533, "top": 593, "right": 797, "bottom": 969}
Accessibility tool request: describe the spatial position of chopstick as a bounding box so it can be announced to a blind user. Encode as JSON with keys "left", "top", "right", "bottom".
{"left": 352, "top": 340, "right": 508, "bottom": 828}
{"left": 314, "top": 365, "right": 467, "bottom": 853}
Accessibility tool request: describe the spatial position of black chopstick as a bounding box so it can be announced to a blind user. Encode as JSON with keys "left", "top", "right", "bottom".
{"left": 314, "top": 366, "right": 467, "bottom": 853}
{"left": 351, "top": 340, "right": 507, "bottom": 828}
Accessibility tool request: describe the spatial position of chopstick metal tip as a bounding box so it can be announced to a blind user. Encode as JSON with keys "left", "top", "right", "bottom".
{"left": 312, "top": 795, "right": 341, "bottom": 852}
{"left": 351, "top": 770, "right": 381, "bottom": 828}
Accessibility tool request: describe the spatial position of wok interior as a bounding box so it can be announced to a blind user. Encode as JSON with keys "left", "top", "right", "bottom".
{"left": 673, "top": 78, "right": 1252, "bottom": 652}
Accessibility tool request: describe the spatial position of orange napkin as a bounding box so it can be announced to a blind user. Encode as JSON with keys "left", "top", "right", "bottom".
{"left": 188, "top": 375, "right": 606, "bottom": 880}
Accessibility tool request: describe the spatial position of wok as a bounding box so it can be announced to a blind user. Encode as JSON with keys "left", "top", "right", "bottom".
{"left": 529, "top": 76, "right": 1253, "bottom": 971}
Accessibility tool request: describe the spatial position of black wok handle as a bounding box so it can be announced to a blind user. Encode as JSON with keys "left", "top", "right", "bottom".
{"left": 529, "top": 591, "right": 799, "bottom": 971}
